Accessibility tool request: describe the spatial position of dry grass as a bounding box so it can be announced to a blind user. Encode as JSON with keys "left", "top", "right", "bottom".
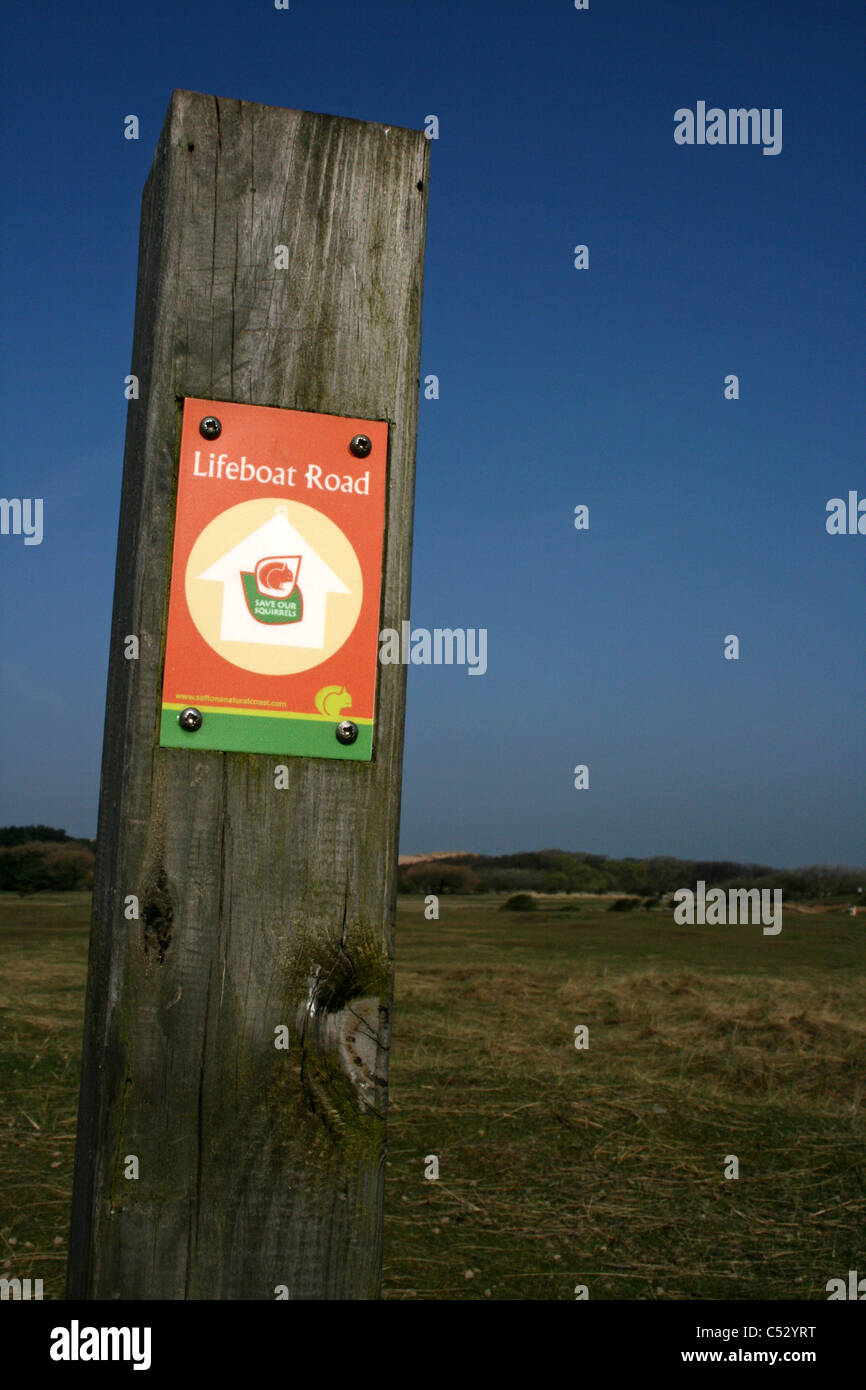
{"left": 1, "top": 890, "right": 864, "bottom": 1300}
{"left": 0, "top": 894, "right": 88, "bottom": 1297}
{"left": 381, "top": 897, "right": 866, "bottom": 1299}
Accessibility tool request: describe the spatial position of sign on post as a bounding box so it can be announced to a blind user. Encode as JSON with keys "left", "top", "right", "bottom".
{"left": 160, "top": 399, "right": 388, "bottom": 759}
{"left": 67, "top": 91, "right": 428, "bottom": 1301}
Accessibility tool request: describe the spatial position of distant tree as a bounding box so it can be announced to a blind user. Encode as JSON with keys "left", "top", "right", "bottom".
{"left": 0, "top": 825, "right": 70, "bottom": 847}
{"left": 480, "top": 867, "right": 538, "bottom": 893}
{"left": 542, "top": 872, "right": 570, "bottom": 894}
{"left": 400, "top": 862, "right": 481, "bottom": 894}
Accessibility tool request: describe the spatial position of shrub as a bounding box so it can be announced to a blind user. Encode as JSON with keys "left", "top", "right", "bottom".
{"left": 501, "top": 893, "right": 536, "bottom": 912}
{"left": 0, "top": 839, "right": 94, "bottom": 894}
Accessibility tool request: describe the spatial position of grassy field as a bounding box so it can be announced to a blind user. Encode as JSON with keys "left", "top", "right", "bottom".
{"left": 1, "top": 890, "right": 864, "bottom": 1300}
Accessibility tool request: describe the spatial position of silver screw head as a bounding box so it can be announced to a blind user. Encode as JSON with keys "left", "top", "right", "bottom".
{"left": 179, "top": 707, "right": 203, "bottom": 732}
{"left": 199, "top": 416, "right": 222, "bottom": 439}
{"left": 349, "top": 434, "right": 372, "bottom": 458}
{"left": 336, "top": 720, "right": 358, "bottom": 745}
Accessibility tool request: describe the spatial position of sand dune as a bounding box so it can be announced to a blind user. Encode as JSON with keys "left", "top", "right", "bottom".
{"left": 398, "top": 850, "right": 475, "bottom": 866}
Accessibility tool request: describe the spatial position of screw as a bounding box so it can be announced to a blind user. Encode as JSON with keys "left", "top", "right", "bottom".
{"left": 336, "top": 720, "right": 358, "bottom": 745}
{"left": 200, "top": 416, "right": 222, "bottom": 440}
{"left": 178, "top": 707, "right": 203, "bottom": 732}
{"left": 349, "top": 434, "right": 372, "bottom": 458}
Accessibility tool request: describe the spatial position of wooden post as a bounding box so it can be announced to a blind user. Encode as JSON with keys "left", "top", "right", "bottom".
{"left": 67, "top": 90, "right": 428, "bottom": 1300}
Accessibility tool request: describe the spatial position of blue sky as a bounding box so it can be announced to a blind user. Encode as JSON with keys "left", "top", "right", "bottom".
{"left": 1, "top": 0, "right": 863, "bottom": 866}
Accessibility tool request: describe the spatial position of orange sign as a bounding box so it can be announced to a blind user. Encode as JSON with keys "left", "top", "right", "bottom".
{"left": 159, "top": 398, "right": 388, "bottom": 760}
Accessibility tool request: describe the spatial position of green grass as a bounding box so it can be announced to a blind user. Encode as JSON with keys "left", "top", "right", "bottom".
{"left": 1, "top": 891, "right": 864, "bottom": 1300}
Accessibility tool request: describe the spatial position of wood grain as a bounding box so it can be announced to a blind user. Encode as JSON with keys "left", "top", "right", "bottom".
{"left": 67, "top": 90, "right": 428, "bottom": 1300}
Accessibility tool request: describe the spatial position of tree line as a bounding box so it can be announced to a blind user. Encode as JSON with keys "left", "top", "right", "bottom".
{"left": 2, "top": 830, "right": 862, "bottom": 901}
{"left": 398, "top": 849, "right": 864, "bottom": 900}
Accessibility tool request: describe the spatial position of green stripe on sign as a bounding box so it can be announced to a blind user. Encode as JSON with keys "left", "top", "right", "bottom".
{"left": 159, "top": 707, "right": 373, "bottom": 760}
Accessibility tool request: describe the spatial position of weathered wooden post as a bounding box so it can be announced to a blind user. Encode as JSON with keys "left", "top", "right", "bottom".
{"left": 67, "top": 90, "right": 428, "bottom": 1300}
